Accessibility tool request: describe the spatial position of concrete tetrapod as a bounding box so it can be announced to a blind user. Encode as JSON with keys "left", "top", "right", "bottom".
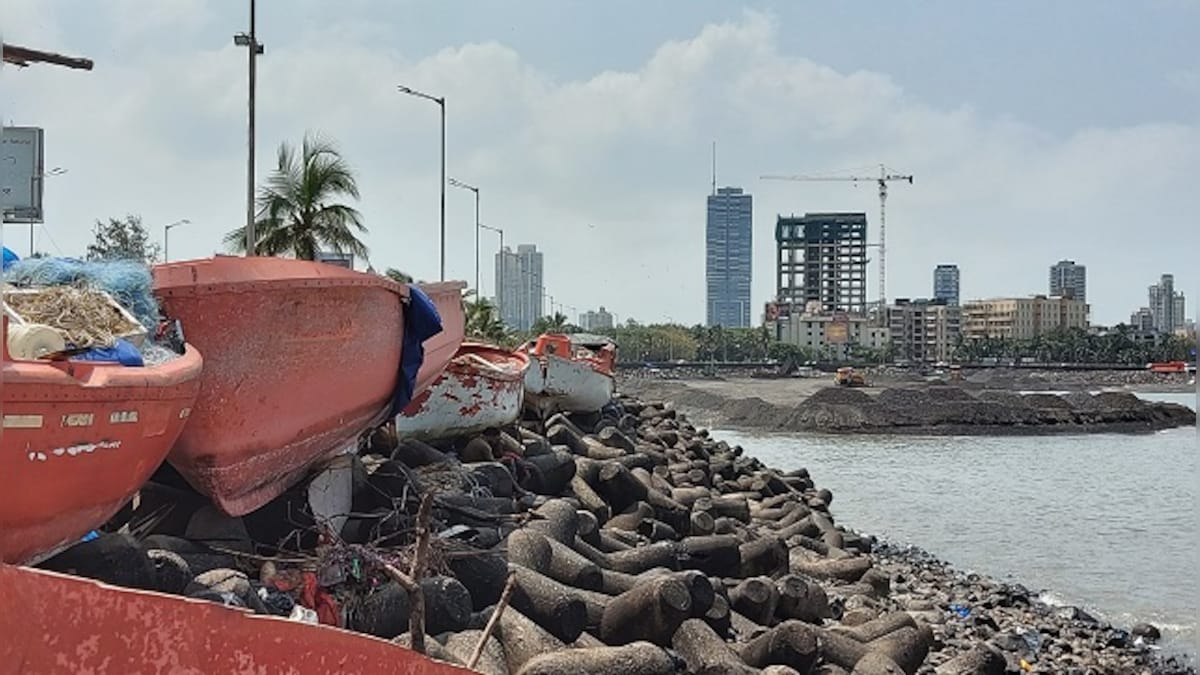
{"left": 599, "top": 574, "right": 693, "bottom": 646}
{"left": 515, "top": 641, "right": 677, "bottom": 675}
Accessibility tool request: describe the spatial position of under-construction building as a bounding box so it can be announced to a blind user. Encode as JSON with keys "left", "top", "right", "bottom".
{"left": 775, "top": 212, "right": 868, "bottom": 315}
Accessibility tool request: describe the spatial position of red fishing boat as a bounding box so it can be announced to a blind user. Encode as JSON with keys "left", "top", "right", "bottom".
{"left": 414, "top": 281, "right": 468, "bottom": 394}
{"left": 0, "top": 564, "right": 473, "bottom": 674}
{"left": 152, "top": 256, "right": 465, "bottom": 516}
{"left": 396, "top": 342, "right": 532, "bottom": 441}
{"left": 523, "top": 333, "right": 617, "bottom": 417}
{"left": 0, "top": 316, "right": 203, "bottom": 565}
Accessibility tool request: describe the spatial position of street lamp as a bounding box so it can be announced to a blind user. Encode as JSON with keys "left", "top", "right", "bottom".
{"left": 448, "top": 177, "right": 480, "bottom": 294}
{"left": 479, "top": 223, "right": 504, "bottom": 316}
{"left": 234, "top": 0, "right": 264, "bottom": 257}
{"left": 163, "top": 219, "right": 192, "bottom": 262}
{"left": 25, "top": 166, "right": 67, "bottom": 256}
{"left": 397, "top": 84, "right": 446, "bottom": 280}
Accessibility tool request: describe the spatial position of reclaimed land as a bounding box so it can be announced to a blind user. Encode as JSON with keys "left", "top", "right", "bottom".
{"left": 621, "top": 378, "right": 1196, "bottom": 436}
{"left": 40, "top": 393, "right": 1194, "bottom": 674}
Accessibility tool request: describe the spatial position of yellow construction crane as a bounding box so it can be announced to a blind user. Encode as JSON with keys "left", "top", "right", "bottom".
{"left": 761, "top": 164, "right": 913, "bottom": 309}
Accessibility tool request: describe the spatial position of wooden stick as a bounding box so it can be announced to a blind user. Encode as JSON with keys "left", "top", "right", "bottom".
{"left": 467, "top": 571, "right": 517, "bottom": 671}
{"left": 406, "top": 492, "right": 435, "bottom": 653}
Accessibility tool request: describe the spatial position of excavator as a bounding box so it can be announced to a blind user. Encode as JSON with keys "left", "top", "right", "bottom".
{"left": 833, "top": 366, "right": 867, "bottom": 387}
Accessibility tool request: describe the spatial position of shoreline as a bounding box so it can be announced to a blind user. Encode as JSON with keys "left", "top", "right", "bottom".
{"left": 622, "top": 377, "right": 1195, "bottom": 437}
{"left": 643, "top": 393, "right": 1198, "bottom": 673}
{"left": 41, "top": 386, "right": 1195, "bottom": 673}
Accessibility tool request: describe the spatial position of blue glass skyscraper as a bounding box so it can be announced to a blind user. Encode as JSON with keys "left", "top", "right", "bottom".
{"left": 706, "top": 187, "right": 753, "bottom": 327}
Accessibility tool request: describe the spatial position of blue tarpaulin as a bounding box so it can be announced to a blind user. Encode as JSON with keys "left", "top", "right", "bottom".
{"left": 2, "top": 246, "right": 19, "bottom": 271}
{"left": 71, "top": 338, "right": 145, "bottom": 367}
{"left": 389, "top": 284, "right": 444, "bottom": 416}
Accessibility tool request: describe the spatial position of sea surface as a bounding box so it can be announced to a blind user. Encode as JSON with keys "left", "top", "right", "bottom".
{"left": 714, "top": 392, "right": 1198, "bottom": 656}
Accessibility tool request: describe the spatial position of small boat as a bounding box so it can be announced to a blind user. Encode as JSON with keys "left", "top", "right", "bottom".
{"left": 396, "top": 342, "right": 532, "bottom": 441}
{"left": 523, "top": 333, "right": 617, "bottom": 417}
{"left": 0, "top": 316, "right": 203, "bottom": 565}
{"left": 0, "top": 564, "right": 473, "bottom": 674}
{"left": 152, "top": 256, "right": 464, "bottom": 517}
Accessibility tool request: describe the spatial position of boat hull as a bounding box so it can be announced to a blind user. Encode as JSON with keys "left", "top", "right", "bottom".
{"left": 0, "top": 564, "right": 472, "bottom": 674}
{"left": 396, "top": 342, "right": 530, "bottom": 441}
{"left": 153, "top": 257, "right": 409, "bottom": 516}
{"left": 414, "top": 281, "right": 467, "bottom": 395}
{"left": 0, "top": 345, "right": 203, "bottom": 565}
{"left": 524, "top": 352, "right": 615, "bottom": 416}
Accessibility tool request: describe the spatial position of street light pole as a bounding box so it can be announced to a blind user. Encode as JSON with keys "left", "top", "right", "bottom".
{"left": 164, "top": 219, "right": 192, "bottom": 262}
{"left": 234, "top": 0, "right": 264, "bottom": 256}
{"left": 27, "top": 167, "right": 67, "bottom": 256}
{"left": 448, "top": 177, "right": 480, "bottom": 294}
{"left": 479, "top": 223, "right": 504, "bottom": 317}
{"left": 397, "top": 84, "right": 446, "bottom": 280}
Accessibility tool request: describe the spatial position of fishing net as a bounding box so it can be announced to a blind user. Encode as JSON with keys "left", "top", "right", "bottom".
{"left": 4, "top": 257, "right": 160, "bottom": 330}
{"left": 3, "top": 286, "right": 140, "bottom": 349}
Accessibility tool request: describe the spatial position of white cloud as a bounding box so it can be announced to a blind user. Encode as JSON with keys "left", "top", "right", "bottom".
{"left": 1, "top": 8, "right": 1194, "bottom": 325}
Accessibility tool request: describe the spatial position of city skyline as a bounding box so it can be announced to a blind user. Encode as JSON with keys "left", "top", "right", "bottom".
{"left": 2, "top": 4, "right": 1195, "bottom": 326}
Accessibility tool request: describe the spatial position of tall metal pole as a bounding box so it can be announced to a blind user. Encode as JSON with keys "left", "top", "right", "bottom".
{"left": 474, "top": 189, "right": 480, "bottom": 296}
{"left": 397, "top": 86, "right": 446, "bottom": 280}
{"left": 439, "top": 101, "right": 446, "bottom": 280}
{"left": 241, "top": 0, "right": 261, "bottom": 256}
{"left": 497, "top": 229, "right": 503, "bottom": 316}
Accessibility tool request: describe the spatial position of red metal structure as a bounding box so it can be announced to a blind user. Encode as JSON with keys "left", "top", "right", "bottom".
{"left": 413, "top": 281, "right": 468, "bottom": 395}
{"left": 153, "top": 257, "right": 411, "bottom": 516}
{"left": 0, "top": 316, "right": 203, "bottom": 565}
{"left": 0, "top": 564, "right": 473, "bottom": 674}
{"left": 151, "top": 257, "right": 466, "bottom": 516}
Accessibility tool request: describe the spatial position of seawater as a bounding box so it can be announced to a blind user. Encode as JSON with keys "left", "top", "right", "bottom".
{"left": 714, "top": 392, "right": 1198, "bottom": 655}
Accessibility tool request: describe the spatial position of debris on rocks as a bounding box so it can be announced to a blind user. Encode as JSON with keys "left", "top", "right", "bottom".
{"left": 39, "top": 390, "right": 1195, "bottom": 675}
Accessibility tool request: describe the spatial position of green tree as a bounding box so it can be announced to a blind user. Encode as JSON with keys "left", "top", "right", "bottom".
{"left": 86, "top": 215, "right": 161, "bottom": 263}
{"left": 465, "top": 297, "right": 512, "bottom": 345}
{"left": 529, "top": 312, "right": 572, "bottom": 336}
{"left": 383, "top": 268, "right": 413, "bottom": 284}
{"left": 224, "top": 132, "right": 368, "bottom": 260}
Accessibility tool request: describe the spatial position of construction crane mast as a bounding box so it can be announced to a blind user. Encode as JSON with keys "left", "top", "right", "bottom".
{"left": 761, "top": 164, "right": 913, "bottom": 310}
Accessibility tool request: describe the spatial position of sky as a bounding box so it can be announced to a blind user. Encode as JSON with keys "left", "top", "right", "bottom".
{"left": 1, "top": 1, "right": 1196, "bottom": 327}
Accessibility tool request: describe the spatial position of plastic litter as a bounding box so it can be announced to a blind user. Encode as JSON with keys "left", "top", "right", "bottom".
{"left": 1017, "top": 626, "right": 1043, "bottom": 655}
{"left": 72, "top": 338, "right": 144, "bottom": 367}
{"left": 2, "top": 246, "right": 19, "bottom": 271}
{"left": 950, "top": 603, "right": 971, "bottom": 619}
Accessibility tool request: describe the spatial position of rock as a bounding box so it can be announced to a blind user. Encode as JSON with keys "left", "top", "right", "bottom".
{"left": 672, "top": 618, "right": 756, "bottom": 675}
{"left": 419, "top": 575, "right": 473, "bottom": 634}
{"left": 40, "top": 532, "right": 156, "bottom": 591}
{"left": 349, "top": 582, "right": 411, "bottom": 638}
{"left": 1131, "top": 622, "right": 1161, "bottom": 641}
{"left": 146, "top": 549, "right": 192, "bottom": 594}
{"left": 600, "top": 575, "right": 693, "bottom": 646}
{"left": 516, "top": 641, "right": 676, "bottom": 675}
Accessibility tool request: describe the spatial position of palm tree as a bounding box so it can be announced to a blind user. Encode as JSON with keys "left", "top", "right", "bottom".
{"left": 383, "top": 268, "right": 413, "bottom": 284}
{"left": 465, "top": 297, "right": 510, "bottom": 345}
{"left": 225, "top": 132, "right": 368, "bottom": 260}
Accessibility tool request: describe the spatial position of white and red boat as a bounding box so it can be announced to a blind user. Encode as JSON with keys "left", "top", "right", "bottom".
{"left": 395, "top": 342, "right": 531, "bottom": 441}
{"left": 522, "top": 333, "right": 617, "bottom": 417}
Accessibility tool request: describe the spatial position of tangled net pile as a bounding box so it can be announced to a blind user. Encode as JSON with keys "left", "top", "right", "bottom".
{"left": 5, "top": 257, "right": 159, "bottom": 330}
{"left": 4, "top": 286, "right": 136, "bottom": 348}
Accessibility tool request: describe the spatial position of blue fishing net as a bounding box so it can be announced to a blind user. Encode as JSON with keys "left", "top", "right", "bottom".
{"left": 4, "top": 257, "right": 160, "bottom": 330}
